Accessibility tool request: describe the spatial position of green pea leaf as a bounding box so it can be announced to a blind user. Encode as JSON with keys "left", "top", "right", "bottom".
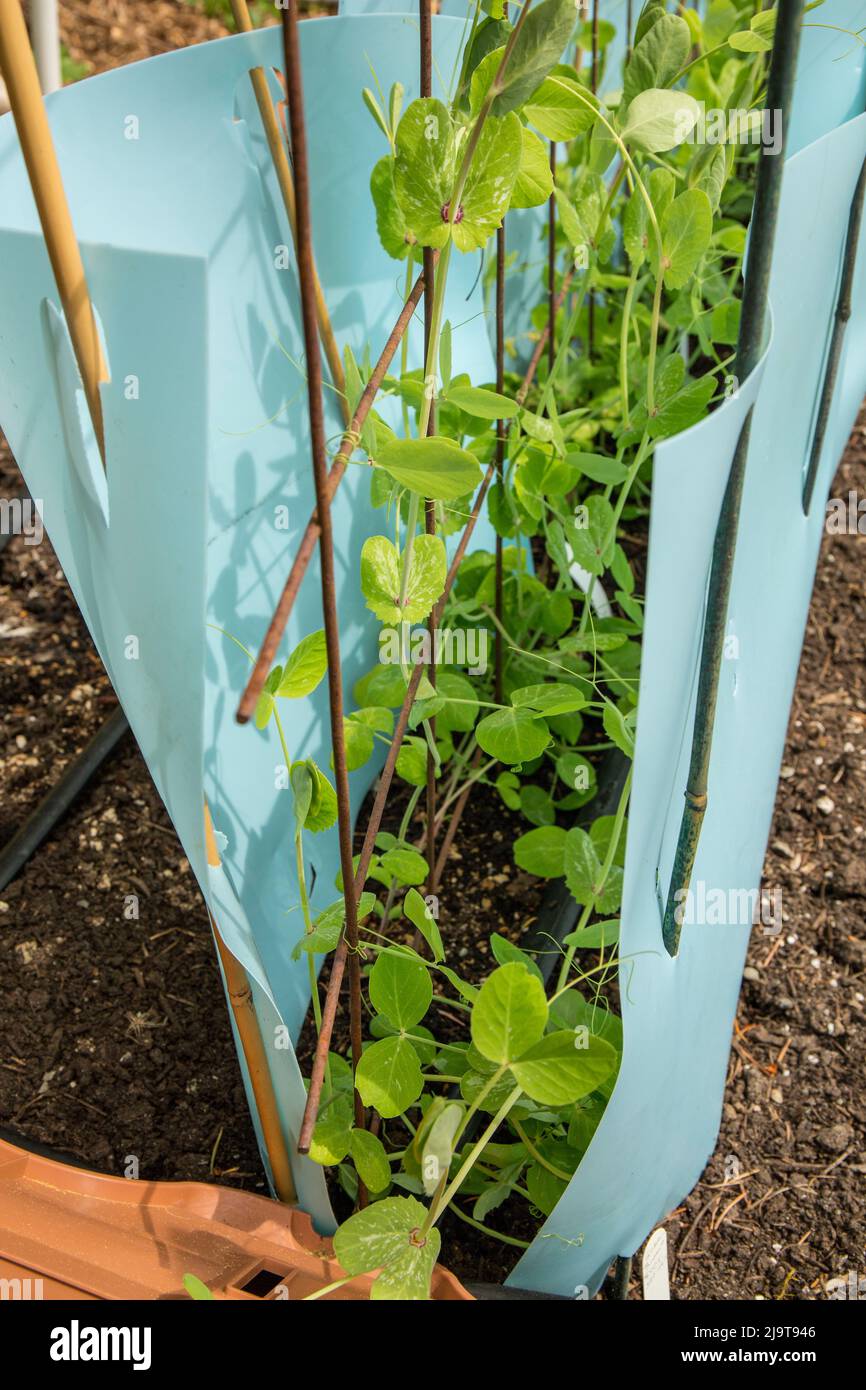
{"left": 602, "top": 701, "right": 636, "bottom": 757}
{"left": 565, "top": 451, "right": 629, "bottom": 485}
{"left": 510, "top": 682, "right": 586, "bottom": 717}
{"left": 492, "top": 0, "right": 580, "bottom": 116}
{"left": 489, "top": 931, "right": 544, "bottom": 983}
{"left": 360, "top": 533, "right": 446, "bottom": 625}
{"left": 371, "top": 155, "right": 414, "bottom": 261}
{"left": 476, "top": 707, "right": 552, "bottom": 764}
{"left": 292, "top": 892, "right": 378, "bottom": 960}
{"left": 511, "top": 125, "right": 554, "bottom": 209}
{"left": 370, "top": 951, "right": 433, "bottom": 1030}
{"left": 703, "top": 0, "right": 739, "bottom": 48}
{"left": 443, "top": 383, "right": 519, "bottom": 420}
{"left": 355, "top": 1036, "right": 424, "bottom": 1118}
{"left": 334, "top": 1195, "right": 439, "bottom": 1302}
{"left": 183, "top": 1273, "right": 214, "bottom": 1301}
{"left": 414, "top": 670, "right": 479, "bottom": 734}
{"left": 658, "top": 187, "right": 712, "bottom": 290}
{"left": 303, "top": 761, "right": 338, "bottom": 833}
{"left": 363, "top": 86, "right": 391, "bottom": 142}
{"left": 526, "top": 1162, "right": 567, "bottom": 1216}
{"left": 460, "top": 1066, "right": 518, "bottom": 1112}
{"left": 513, "top": 824, "right": 568, "bottom": 878}
{"left": 376, "top": 437, "right": 482, "bottom": 502}
{"left": 404, "top": 888, "right": 445, "bottom": 963}
{"left": 622, "top": 166, "right": 675, "bottom": 268}
{"left": 421, "top": 1102, "right": 463, "bottom": 1195}
{"left": 567, "top": 494, "right": 616, "bottom": 577}
{"left": 349, "top": 1128, "right": 391, "bottom": 1194}
{"left": 556, "top": 751, "right": 596, "bottom": 800}
{"left": 648, "top": 375, "right": 716, "bottom": 439}
{"left": 728, "top": 28, "right": 772, "bottom": 52}
{"left": 621, "top": 13, "right": 692, "bottom": 112}
{"left": 310, "top": 1093, "right": 354, "bottom": 1166}
{"left": 439, "top": 319, "right": 452, "bottom": 392}
{"left": 455, "top": 111, "right": 522, "bottom": 252}
{"left": 439, "top": 965, "right": 479, "bottom": 1005}
{"left": 568, "top": 1093, "right": 608, "bottom": 1154}
{"left": 520, "top": 784, "right": 556, "bottom": 827}
{"left": 340, "top": 717, "right": 375, "bottom": 773}
{"left": 562, "top": 918, "right": 620, "bottom": 950}
{"left": 290, "top": 761, "right": 314, "bottom": 833}
{"left": 471, "top": 962, "right": 548, "bottom": 1065}
{"left": 371, "top": 1230, "right": 441, "bottom": 1301}
{"left": 523, "top": 68, "right": 598, "bottom": 141}
{"left": 253, "top": 665, "right": 282, "bottom": 731}
{"left": 395, "top": 736, "right": 429, "bottom": 789}
{"left": 564, "top": 827, "right": 624, "bottom": 915}
{"left": 511, "top": 1030, "right": 618, "bottom": 1106}
{"left": 379, "top": 845, "right": 429, "bottom": 886}
{"left": 621, "top": 88, "right": 700, "bottom": 152}
{"left": 496, "top": 770, "right": 522, "bottom": 811}
{"left": 394, "top": 98, "right": 455, "bottom": 249}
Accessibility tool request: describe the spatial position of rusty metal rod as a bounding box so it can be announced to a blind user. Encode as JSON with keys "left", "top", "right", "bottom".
{"left": 494, "top": 221, "right": 506, "bottom": 705}
{"left": 236, "top": 261, "right": 430, "bottom": 724}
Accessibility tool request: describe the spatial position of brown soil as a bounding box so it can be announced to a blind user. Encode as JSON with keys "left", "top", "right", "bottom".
{"left": 0, "top": 1, "right": 864, "bottom": 1301}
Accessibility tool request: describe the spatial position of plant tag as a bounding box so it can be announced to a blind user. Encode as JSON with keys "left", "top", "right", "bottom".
{"left": 642, "top": 1228, "right": 670, "bottom": 1301}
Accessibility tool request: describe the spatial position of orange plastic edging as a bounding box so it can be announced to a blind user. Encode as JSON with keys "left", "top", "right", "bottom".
{"left": 0, "top": 1138, "right": 473, "bottom": 1300}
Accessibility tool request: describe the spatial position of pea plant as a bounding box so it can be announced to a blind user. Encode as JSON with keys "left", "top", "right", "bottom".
{"left": 238, "top": 0, "right": 797, "bottom": 1298}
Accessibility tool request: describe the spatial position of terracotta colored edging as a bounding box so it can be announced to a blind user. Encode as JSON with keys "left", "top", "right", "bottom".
{"left": 0, "top": 1138, "right": 473, "bottom": 1301}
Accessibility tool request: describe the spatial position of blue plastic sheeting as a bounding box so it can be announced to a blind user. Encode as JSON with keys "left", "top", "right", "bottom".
{"left": 509, "top": 63, "right": 866, "bottom": 1299}
{"left": 0, "top": 14, "right": 501, "bottom": 1231}
{"left": 2, "top": 0, "right": 865, "bottom": 1292}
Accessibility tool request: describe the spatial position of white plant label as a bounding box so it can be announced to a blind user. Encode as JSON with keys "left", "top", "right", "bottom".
{"left": 642, "top": 1228, "right": 671, "bottom": 1301}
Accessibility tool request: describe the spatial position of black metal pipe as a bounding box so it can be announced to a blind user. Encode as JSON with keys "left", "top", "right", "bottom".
{"left": 0, "top": 705, "right": 129, "bottom": 892}
{"left": 610, "top": 1254, "right": 633, "bottom": 1300}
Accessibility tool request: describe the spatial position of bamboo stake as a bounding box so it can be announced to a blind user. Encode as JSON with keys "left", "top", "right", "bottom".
{"left": 280, "top": 5, "right": 366, "bottom": 1166}
{"left": 204, "top": 804, "right": 297, "bottom": 1204}
{"left": 235, "top": 261, "right": 430, "bottom": 724}
{"left": 801, "top": 151, "right": 866, "bottom": 514}
{"left": 229, "top": 0, "right": 347, "bottom": 420}
{"left": 661, "top": 0, "right": 806, "bottom": 958}
{"left": 0, "top": 0, "right": 107, "bottom": 463}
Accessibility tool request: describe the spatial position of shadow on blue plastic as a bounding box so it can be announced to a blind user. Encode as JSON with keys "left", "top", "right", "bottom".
{"left": 1, "top": 1, "right": 864, "bottom": 1290}
{"left": 0, "top": 14, "right": 501, "bottom": 1233}
{"left": 510, "top": 118, "right": 866, "bottom": 1311}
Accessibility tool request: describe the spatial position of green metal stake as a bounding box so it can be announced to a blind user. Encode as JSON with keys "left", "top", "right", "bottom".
{"left": 662, "top": 0, "right": 806, "bottom": 958}
{"left": 801, "top": 151, "right": 866, "bottom": 515}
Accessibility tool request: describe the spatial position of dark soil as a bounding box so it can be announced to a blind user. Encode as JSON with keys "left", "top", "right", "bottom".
{"left": 1, "top": 1, "right": 864, "bottom": 1301}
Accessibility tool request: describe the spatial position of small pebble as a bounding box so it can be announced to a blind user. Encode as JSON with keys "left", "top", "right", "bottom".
{"left": 743, "top": 965, "right": 760, "bottom": 982}
{"left": 816, "top": 795, "right": 835, "bottom": 814}
{"left": 770, "top": 1088, "right": 784, "bottom": 1104}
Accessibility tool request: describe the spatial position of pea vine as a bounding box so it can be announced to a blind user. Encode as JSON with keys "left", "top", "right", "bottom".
{"left": 231, "top": 0, "right": 813, "bottom": 1298}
